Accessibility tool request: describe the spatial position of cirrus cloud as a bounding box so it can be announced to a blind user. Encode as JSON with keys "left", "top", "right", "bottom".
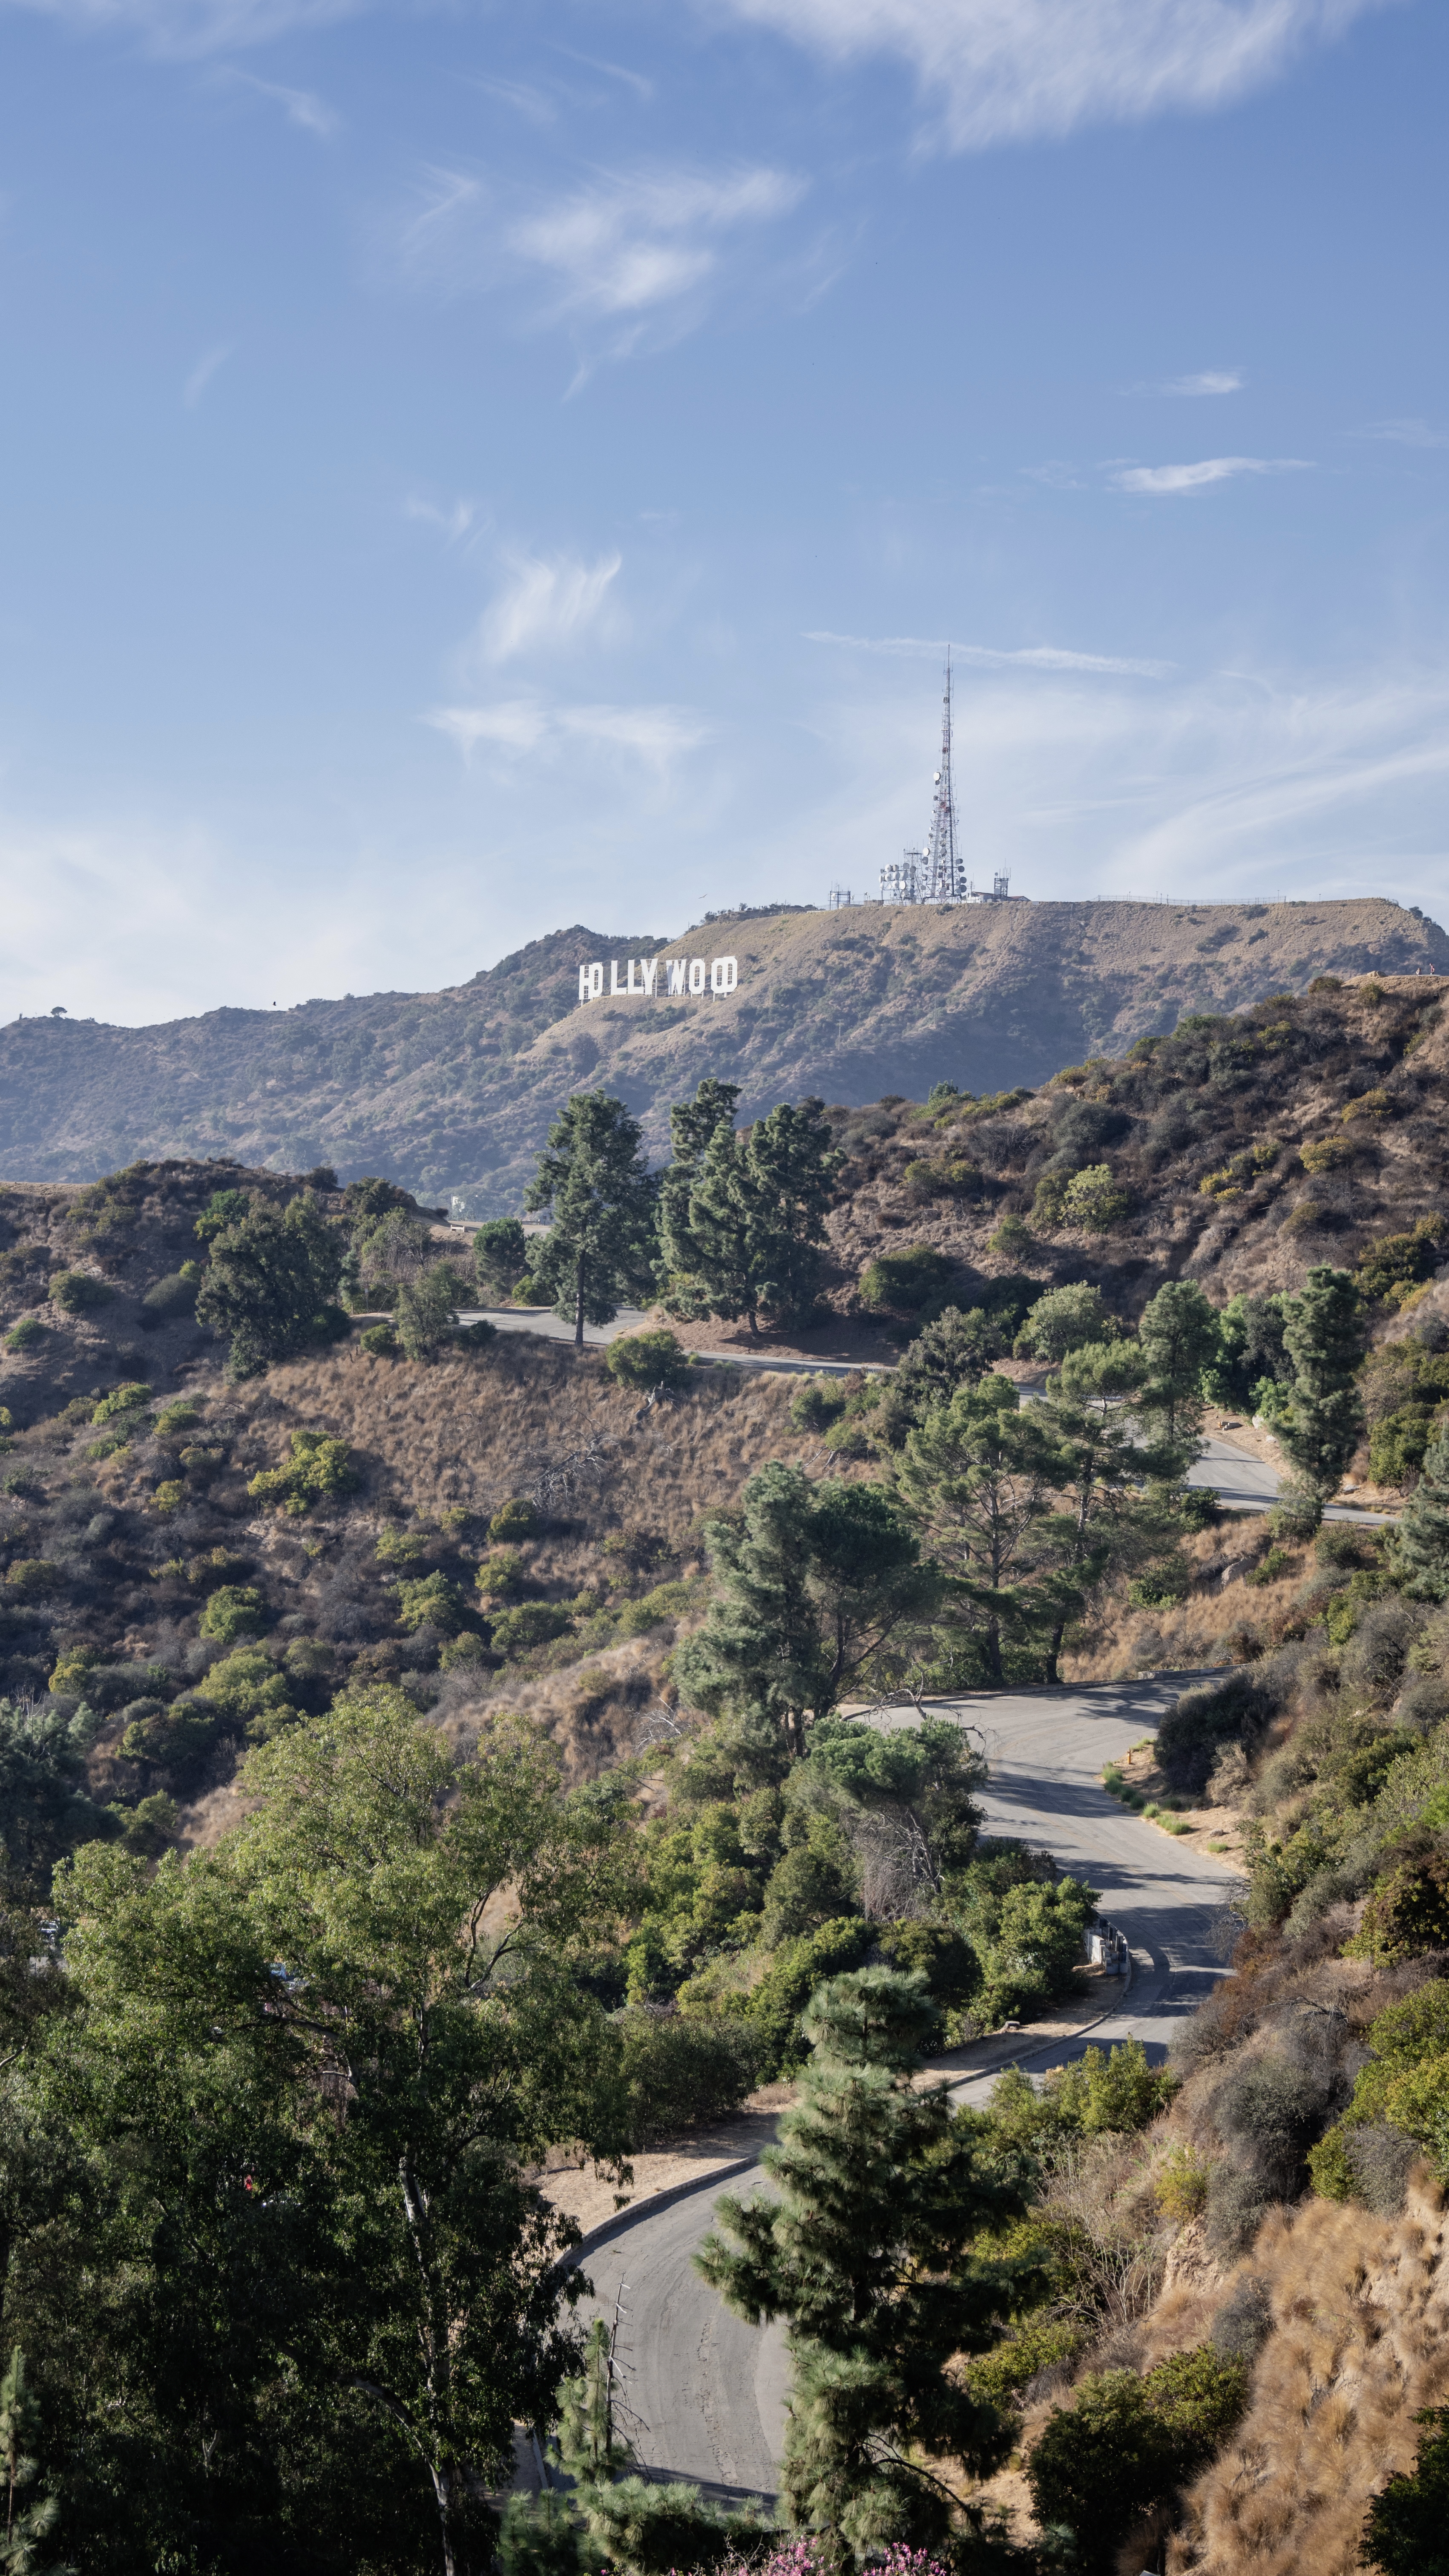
{"left": 1113, "top": 454, "right": 1312, "bottom": 494}
{"left": 716, "top": 0, "right": 1404, "bottom": 151}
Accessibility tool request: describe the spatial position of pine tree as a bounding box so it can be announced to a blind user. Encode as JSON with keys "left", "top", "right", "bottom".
{"left": 1135, "top": 1277, "right": 1220, "bottom": 1458}
{"left": 1276, "top": 1264, "right": 1367, "bottom": 1498}
{"left": 524, "top": 1092, "right": 658, "bottom": 1350}
{"left": 0, "top": 2349, "right": 65, "bottom": 2576}
{"left": 895, "top": 1374, "right": 1058, "bottom": 1685}
{"left": 696, "top": 1967, "right": 1026, "bottom": 2558}
{"left": 1392, "top": 1428, "right": 1449, "bottom": 1601}
{"left": 673, "top": 1465, "right": 929, "bottom": 1758}
{"left": 660, "top": 1088, "right": 840, "bottom": 1339}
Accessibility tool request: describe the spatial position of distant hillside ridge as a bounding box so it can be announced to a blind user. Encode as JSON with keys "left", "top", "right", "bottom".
{"left": 2, "top": 896, "right": 1443, "bottom": 1211}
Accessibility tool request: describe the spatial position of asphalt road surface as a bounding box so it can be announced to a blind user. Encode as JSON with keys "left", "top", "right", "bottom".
{"left": 575, "top": 1675, "right": 1245, "bottom": 2507}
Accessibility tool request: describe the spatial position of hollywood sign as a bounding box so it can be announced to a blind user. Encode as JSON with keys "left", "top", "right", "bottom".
{"left": 577, "top": 955, "right": 739, "bottom": 1003}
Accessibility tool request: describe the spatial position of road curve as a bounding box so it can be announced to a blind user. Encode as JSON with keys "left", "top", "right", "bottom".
{"left": 575, "top": 1675, "right": 1245, "bottom": 2506}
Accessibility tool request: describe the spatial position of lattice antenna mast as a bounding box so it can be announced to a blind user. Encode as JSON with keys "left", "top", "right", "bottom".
{"left": 923, "top": 654, "right": 962, "bottom": 901}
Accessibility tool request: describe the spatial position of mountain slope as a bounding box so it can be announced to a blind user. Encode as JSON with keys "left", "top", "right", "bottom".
{"left": 1, "top": 897, "right": 1443, "bottom": 1209}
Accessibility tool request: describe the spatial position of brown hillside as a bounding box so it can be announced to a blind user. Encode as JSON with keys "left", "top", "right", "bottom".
{"left": 1, "top": 894, "right": 1440, "bottom": 1211}
{"left": 760, "top": 969, "right": 1449, "bottom": 1363}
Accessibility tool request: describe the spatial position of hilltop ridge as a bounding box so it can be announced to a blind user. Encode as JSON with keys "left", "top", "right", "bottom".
{"left": 1, "top": 895, "right": 1442, "bottom": 1209}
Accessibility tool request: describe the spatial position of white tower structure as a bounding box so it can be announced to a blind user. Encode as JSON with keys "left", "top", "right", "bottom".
{"left": 922, "top": 654, "right": 963, "bottom": 902}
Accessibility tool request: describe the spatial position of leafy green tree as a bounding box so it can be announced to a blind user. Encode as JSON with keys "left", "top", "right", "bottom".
{"left": 0, "top": 1704, "right": 113, "bottom": 1892}
{"left": 674, "top": 1467, "right": 932, "bottom": 1759}
{"left": 1391, "top": 1429, "right": 1449, "bottom": 1601}
{"left": 1027, "top": 2347, "right": 1248, "bottom": 2576}
{"left": 1135, "top": 1278, "right": 1220, "bottom": 1458}
{"left": 396, "top": 1262, "right": 462, "bottom": 1361}
{"left": 195, "top": 1193, "right": 348, "bottom": 1378}
{"left": 1202, "top": 1290, "right": 1292, "bottom": 1413}
{"left": 525, "top": 1093, "right": 658, "bottom": 1350}
{"left": 895, "top": 1376, "right": 1059, "bottom": 1686}
{"left": 1052, "top": 1336, "right": 1149, "bottom": 1415}
{"left": 472, "top": 1218, "right": 528, "bottom": 1305}
{"left": 1276, "top": 1264, "right": 1368, "bottom": 1499}
{"left": 1363, "top": 2404, "right": 1449, "bottom": 2576}
{"left": 696, "top": 1967, "right": 1028, "bottom": 2556}
{"left": 661, "top": 1086, "right": 841, "bottom": 1339}
{"left": 1014, "top": 1282, "right": 1110, "bottom": 1366}
{"left": 39, "top": 1692, "right": 632, "bottom": 2576}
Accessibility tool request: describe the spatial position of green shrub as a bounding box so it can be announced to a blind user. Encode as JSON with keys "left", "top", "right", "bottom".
{"left": 198, "top": 1585, "right": 268, "bottom": 1645}
{"left": 247, "top": 1429, "right": 357, "bottom": 1516}
{"left": 3, "top": 1319, "right": 45, "bottom": 1353}
{"left": 392, "top": 1573, "right": 469, "bottom": 1636}
{"left": 153, "top": 1400, "right": 202, "bottom": 1438}
{"left": 489, "top": 1499, "right": 536, "bottom": 1542}
{"left": 140, "top": 1266, "right": 200, "bottom": 1325}
{"left": 92, "top": 1382, "right": 151, "bottom": 1425}
{"left": 119, "top": 1697, "right": 224, "bottom": 1790}
{"left": 1129, "top": 1555, "right": 1191, "bottom": 1610}
{"left": 488, "top": 1601, "right": 574, "bottom": 1655}
{"left": 1062, "top": 1164, "right": 1132, "bottom": 1231}
{"left": 150, "top": 1480, "right": 185, "bottom": 1516}
{"left": 788, "top": 1378, "right": 848, "bottom": 1433}
{"left": 724, "top": 1918, "right": 873, "bottom": 2078}
{"left": 4, "top": 1559, "right": 63, "bottom": 1599}
{"left": 612, "top": 2009, "right": 760, "bottom": 2146}
{"left": 963, "top": 2320, "right": 1085, "bottom": 2408}
{"left": 858, "top": 1242, "right": 955, "bottom": 1315}
{"left": 1027, "top": 2348, "right": 1248, "bottom": 2573}
{"left": 474, "top": 1548, "right": 523, "bottom": 1600}
{"left": 1362, "top": 2404, "right": 1449, "bottom": 2575}
{"left": 438, "top": 1633, "right": 488, "bottom": 1675}
{"left": 193, "top": 1649, "right": 297, "bottom": 1736}
{"left": 604, "top": 1328, "right": 691, "bottom": 1394}
{"left": 614, "top": 1580, "right": 692, "bottom": 1637}
{"left": 359, "top": 1322, "right": 397, "bottom": 1357}
{"left": 375, "top": 1526, "right": 425, "bottom": 1566}
{"left": 1371, "top": 1406, "right": 1439, "bottom": 1488}
{"left": 49, "top": 1269, "right": 115, "bottom": 1314}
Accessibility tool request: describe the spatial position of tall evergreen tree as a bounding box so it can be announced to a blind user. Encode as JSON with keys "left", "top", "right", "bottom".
{"left": 696, "top": 1967, "right": 1026, "bottom": 2558}
{"left": 1135, "top": 1277, "right": 1220, "bottom": 1459}
{"left": 1031, "top": 1377, "right": 1162, "bottom": 1682}
{"left": 1391, "top": 1427, "right": 1449, "bottom": 1601}
{"left": 673, "top": 1466, "right": 930, "bottom": 1759}
{"left": 660, "top": 1088, "right": 840, "bottom": 1339}
{"left": 524, "top": 1092, "right": 658, "bottom": 1350}
{"left": 895, "top": 1374, "right": 1059, "bottom": 1686}
{"left": 1276, "top": 1263, "right": 1367, "bottom": 1498}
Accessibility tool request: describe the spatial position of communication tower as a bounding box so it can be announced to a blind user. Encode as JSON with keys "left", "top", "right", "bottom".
{"left": 879, "top": 655, "right": 975, "bottom": 904}
{"left": 923, "top": 655, "right": 963, "bottom": 901}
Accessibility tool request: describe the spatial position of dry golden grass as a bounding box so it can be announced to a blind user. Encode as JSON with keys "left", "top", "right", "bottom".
{"left": 1061, "top": 1521, "right": 1311, "bottom": 1687}
{"left": 1164, "top": 2176, "right": 1449, "bottom": 2574}
{"left": 231, "top": 1337, "right": 827, "bottom": 1531}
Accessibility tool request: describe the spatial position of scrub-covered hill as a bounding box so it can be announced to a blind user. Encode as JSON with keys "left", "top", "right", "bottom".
{"left": 2, "top": 894, "right": 1442, "bottom": 1210}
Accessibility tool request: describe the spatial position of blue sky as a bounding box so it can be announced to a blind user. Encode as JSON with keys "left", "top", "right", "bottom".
{"left": 0, "top": 0, "right": 1445, "bottom": 1022}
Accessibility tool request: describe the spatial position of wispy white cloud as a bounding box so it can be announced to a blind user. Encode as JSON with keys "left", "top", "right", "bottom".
{"left": 550, "top": 43, "right": 656, "bottom": 104}
{"left": 1113, "top": 454, "right": 1311, "bottom": 494}
{"left": 807, "top": 631, "right": 1172, "bottom": 677}
{"left": 464, "top": 73, "right": 556, "bottom": 128}
{"left": 390, "top": 158, "right": 807, "bottom": 377}
{"left": 474, "top": 550, "right": 623, "bottom": 666}
{"left": 221, "top": 66, "right": 337, "bottom": 133}
{"left": 1146, "top": 368, "right": 1245, "bottom": 396}
{"left": 405, "top": 494, "right": 479, "bottom": 545}
{"left": 716, "top": 0, "right": 1402, "bottom": 151}
{"left": 183, "top": 341, "right": 233, "bottom": 407}
{"left": 424, "top": 699, "right": 705, "bottom": 772}
{"left": 1359, "top": 417, "right": 1449, "bottom": 449}
{"left": 509, "top": 165, "right": 806, "bottom": 322}
{"left": 0, "top": 0, "right": 359, "bottom": 60}
{"left": 779, "top": 657, "right": 1449, "bottom": 917}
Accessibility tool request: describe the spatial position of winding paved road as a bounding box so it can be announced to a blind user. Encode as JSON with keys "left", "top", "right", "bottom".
{"left": 575, "top": 1674, "right": 1245, "bottom": 2508}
